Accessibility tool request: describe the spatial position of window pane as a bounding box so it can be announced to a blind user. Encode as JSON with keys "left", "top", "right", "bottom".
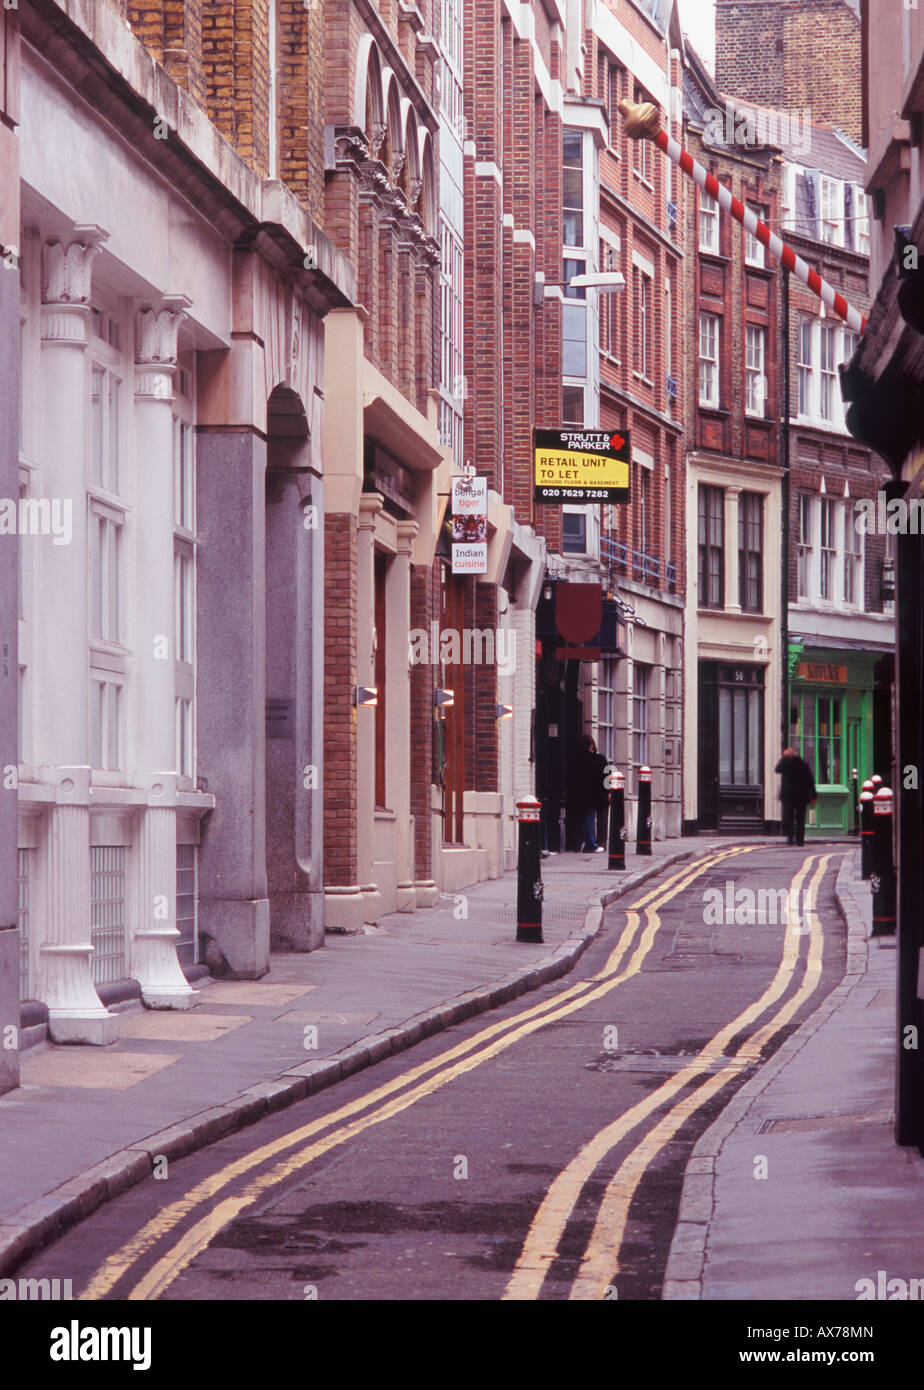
{"left": 90, "top": 368, "right": 104, "bottom": 486}
{"left": 733, "top": 688, "right": 747, "bottom": 782}
{"left": 108, "top": 684, "right": 121, "bottom": 770}
{"left": 91, "top": 680, "right": 103, "bottom": 769}
{"left": 719, "top": 687, "right": 732, "bottom": 782}
{"left": 748, "top": 688, "right": 761, "bottom": 783}
{"left": 109, "top": 523, "right": 120, "bottom": 642}
{"left": 562, "top": 512, "right": 586, "bottom": 554}
{"left": 108, "top": 377, "right": 120, "bottom": 493}
{"left": 563, "top": 130, "right": 583, "bottom": 165}
{"left": 562, "top": 167, "right": 583, "bottom": 208}
{"left": 562, "top": 302, "right": 587, "bottom": 376}
{"left": 90, "top": 515, "right": 103, "bottom": 637}
{"left": 563, "top": 210, "right": 584, "bottom": 246}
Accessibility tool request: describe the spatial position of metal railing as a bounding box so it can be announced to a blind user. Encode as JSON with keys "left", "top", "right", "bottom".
{"left": 90, "top": 846, "right": 126, "bottom": 985}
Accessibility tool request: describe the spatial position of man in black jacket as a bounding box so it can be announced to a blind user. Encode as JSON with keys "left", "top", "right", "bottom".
{"left": 775, "top": 747, "right": 817, "bottom": 846}
{"left": 572, "top": 735, "right": 609, "bottom": 852}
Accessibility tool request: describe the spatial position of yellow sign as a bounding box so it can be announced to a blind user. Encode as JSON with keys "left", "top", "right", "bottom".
{"left": 533, "top": 427, "right": 632, "bottom": 503}
{"left": 535, "top": 449, "right": 630, "bottom": 490}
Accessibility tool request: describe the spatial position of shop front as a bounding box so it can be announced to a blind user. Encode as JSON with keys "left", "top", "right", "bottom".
{"left": 787, "top": 646, "right": 888, "bottom": 836}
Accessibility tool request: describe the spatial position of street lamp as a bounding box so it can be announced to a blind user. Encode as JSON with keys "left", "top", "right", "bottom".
{"left": 534, "top": 270, "right": 627, "bottom": 306}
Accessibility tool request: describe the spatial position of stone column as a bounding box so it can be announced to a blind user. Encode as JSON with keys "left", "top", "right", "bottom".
{"left": 132, "top": 778, "right": 196, "bottom": 1006}
{"left": 41, "top": 771, "right": 117, "bottom": 1043}
{"left": 392, "top": 520, "right": 418, "bottom": 911}
{"left": 357, "top": 493, "right": 383, "bottom": 923}
{"left": 131, "top": 298, "right": 197, "bottom": 1006}
{"left": 725, "top": 486, "right": 742, "bottom": 613}
{"left": 196, "top": 427, "right": 270, "bottom": 976}
{"left": 38, "top": 228, "right": 117, "bottom": 1043}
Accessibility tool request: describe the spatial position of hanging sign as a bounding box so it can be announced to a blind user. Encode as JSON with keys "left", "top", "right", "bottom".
{"left": 450, "top": 474, "right": 488, "bottom": 574}
{"left": 533, "top": 427, "right": 631, "bottom": 503}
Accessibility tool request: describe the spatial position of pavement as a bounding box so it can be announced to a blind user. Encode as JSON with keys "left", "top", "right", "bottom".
{"left": 2, "top": 833, "right": 918, "bottom": 1300}
{"left": 0, "top": 837, "right": 699, "bottom": 1276}
{"left": 663, "top": 850, "right": 924, "bottom": 1302}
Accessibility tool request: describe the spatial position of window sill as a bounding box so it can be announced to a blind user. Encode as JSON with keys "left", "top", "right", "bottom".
{"left": 744, "top": 260, "right": 772, "bottom": 277}
{"left": 632, "top": 372, "right": 654, "bottom": 388}
{"left": 699, "top": 249, "right": 731, "bottom": 266}
{"left": 632, "top": 172, "right": 655, "bottom": 192}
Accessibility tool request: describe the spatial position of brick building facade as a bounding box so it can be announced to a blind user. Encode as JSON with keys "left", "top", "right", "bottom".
{"left": 715, "top": 0, "right": 863, "bottom": 147}
{"left": 529, "top": 0, "right": 686, "bottom": 847}
{"left": 772, "top": 116, "right": 892, "bottom": 830}
{"left": 681, "top": 43, "right": 785, "bottom": 834}
{"left": 6, "top": 0, "right": 352, "bottom": 1065}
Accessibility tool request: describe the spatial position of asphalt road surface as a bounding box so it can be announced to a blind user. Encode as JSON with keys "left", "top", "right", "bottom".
{"left": 20, "top": 844, "right": 848, "bottom": 1301}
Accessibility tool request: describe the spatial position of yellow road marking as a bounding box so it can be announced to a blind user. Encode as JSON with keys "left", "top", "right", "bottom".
{"left": 566, "top": 854, "right": 833, "bottom": 1299}
{"left": 502, "top": 852, "right": 830, "bottom": 1300}
{"left": 81, "top": 845, "right": 752, "bottom": 1301}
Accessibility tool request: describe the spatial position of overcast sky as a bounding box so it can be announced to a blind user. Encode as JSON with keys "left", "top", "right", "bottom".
{"left": 676, "top": 0, "right": 716, "bottom": 72}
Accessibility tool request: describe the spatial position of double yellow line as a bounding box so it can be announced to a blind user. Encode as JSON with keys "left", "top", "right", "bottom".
{"left": 83, "top": 845, "right": 755, "bottom": 1301}
{"left": 503, "top": 852, "right": 833, "bottom": 1301}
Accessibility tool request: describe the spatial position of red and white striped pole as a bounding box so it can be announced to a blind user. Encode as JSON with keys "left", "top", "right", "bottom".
{"left": 618, "top": 99, "right": 867, "bottom": 335}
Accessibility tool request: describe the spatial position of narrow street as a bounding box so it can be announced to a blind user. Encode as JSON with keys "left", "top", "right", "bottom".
{"left": 19, "top": 845, "right": 847, "bottom": 1302}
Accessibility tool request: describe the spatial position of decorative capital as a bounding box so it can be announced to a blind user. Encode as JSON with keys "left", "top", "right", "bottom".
{"left": 134, "top": 295, "right": 191, "bottom": 400}
{"left": 41, "top": 226, "right": 109, "bottom": 306}
{"left": 358, "top": 493, "right": 385, "bottom": 528}
{"left": 396, "top": 519, "right": 419, "bottom": 555}
{"left": 135, "top": 296, "right": 190, "bottom": 366}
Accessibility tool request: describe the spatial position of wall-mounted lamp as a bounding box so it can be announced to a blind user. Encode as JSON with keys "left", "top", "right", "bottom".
{"left": 542, "top": 581, "right": 553, "bottom": 602}
{"left": 881, "top": 556, "right": 896, "bottom": 603}
{"left": 495, "top": 704, "right": 513, "bottom": 720}
{"left": 434, "top": 688, "right": 454, "bottom": 712}
{"left": 354, "top": 686, "right": 378, "bottom": 707}
{"left": 534, "top": 270, "right": 627, "bottom": 307}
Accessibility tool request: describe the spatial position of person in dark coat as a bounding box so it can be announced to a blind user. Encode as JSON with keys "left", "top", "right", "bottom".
{"left": 574, "top": 735, "right": 608, "bottom": 852}
{"left": 775, "top": 747, "right": 817, "bottom": 846}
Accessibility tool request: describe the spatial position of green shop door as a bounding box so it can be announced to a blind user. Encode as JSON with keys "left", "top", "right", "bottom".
{"left": 793, "top": 690, "right": 851, "bottom": 834}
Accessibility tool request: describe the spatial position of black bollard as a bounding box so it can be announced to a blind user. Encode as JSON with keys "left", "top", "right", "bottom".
{"left": 516, "top": 796, "right": 543, "bottom": 943}
{"left": 850, "top": 768, "right": 860, "bottom": 837}
{"left": 608, "top": 768, "right": 626, "bottom": 871}
{"left": 636, "top": 765, "right": 652, "bottom": 856}
{"left": 860, "top": 781, "right": 875, "bottom": 878}
{"left": 871, "top": 786, "right": 896, "bottom": 937}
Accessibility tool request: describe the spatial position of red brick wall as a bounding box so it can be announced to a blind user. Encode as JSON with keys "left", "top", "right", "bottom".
{"left": 410, "top": 564, "right": 435, "bottom": 879}
{"left": 716, "top": 0, "right": 863, "bottom": 145}
{"left": 323, "top": 512, "right": 359, "bottom": 884}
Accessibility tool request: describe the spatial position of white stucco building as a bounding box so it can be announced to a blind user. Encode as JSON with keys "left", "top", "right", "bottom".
{"left": 13, "top": 0, "right": 351, "bottom": 1043}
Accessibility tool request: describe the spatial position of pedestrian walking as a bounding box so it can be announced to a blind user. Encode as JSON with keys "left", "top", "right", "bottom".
{"left": 573, "top": 735, "right": 608, "bottom": 852}
{"left": 775, "top": 747, "right": 817, "bottom": 846}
